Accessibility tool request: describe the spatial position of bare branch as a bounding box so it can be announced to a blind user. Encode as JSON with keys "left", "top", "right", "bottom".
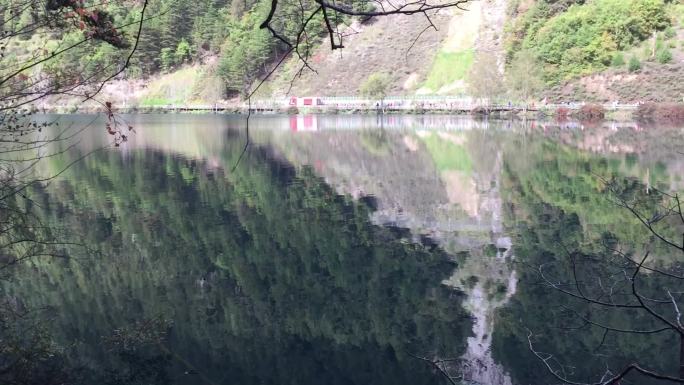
{"left": 631, "top": 253, "right": 684, "bottom": 333}
{"left": 408, "top": 353, "right": 462, "bottom": 385}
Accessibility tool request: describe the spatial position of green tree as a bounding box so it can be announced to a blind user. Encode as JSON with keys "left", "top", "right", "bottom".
{"left": 160, "top": 47, "right": 175, "bottom": 71}
{"left": 359, "top": 72, "right": 392, "bottom": 102}
{"left": 217, "top": 7, "right": 279, "bottom": 96}
{"left": 610, "top": 52, "right": 625, "bottom": 67}
{"left": 505, "top": 50, "right": 544, "bottom": 108}
{"left": 467, "top": 51, "right": 505, "bottom": 107}
{"left": 175, "top": 38, "right": 192, "bottom": 64}
{"left": 628, "top": 55, "right": 642, "bottom": 72}
{"left": 656, "top": 48, "right": 672, "bottom": 64}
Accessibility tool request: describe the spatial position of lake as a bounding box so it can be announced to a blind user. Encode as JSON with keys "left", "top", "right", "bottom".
{"left": 2, "top": 114, "right": 683, "bottom": 385}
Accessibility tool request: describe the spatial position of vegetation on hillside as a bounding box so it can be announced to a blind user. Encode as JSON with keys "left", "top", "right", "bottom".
{"left": 360, "top": 72, "right": 392, "bottom": 101}
{"left": 506, "top": 0, "right": 672, "bottom": 83}
{"left": 423, "top": 51, "right": 474, "bottom": 93}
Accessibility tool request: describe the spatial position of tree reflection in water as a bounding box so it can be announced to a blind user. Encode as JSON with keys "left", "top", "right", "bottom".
{"left": 2, "top": 139, "right": 471, "bottom": 385}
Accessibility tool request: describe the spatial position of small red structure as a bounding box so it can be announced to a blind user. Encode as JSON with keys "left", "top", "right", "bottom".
{"left": 288, "top": 97, "right": 324, "bottom": 107}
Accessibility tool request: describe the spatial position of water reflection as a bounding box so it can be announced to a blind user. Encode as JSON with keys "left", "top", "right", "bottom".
{"left": 3, "top": 114, "right": 684, "bottom": 385}
{"left": 5, "top": 124, "right": 472, "bottom": 385}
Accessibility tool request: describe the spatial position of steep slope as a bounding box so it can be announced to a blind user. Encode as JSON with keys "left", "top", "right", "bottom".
{"left": 544, "top": 62, "right": 684, "bottom": 103}
{"left": 266, "top": 0, "right": 508, "bottom": 96}
{"left": 267, "top": 11, "right": 454, "bottom": 96}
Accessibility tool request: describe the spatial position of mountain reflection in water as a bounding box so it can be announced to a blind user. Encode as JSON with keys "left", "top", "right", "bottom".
{"left": 2, "top": 114, "right": 683, "bottom": 385}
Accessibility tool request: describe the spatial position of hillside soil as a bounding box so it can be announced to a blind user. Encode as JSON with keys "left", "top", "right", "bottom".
{"left": 545, "top": 62, "right": 684, "bottom": 103}
{"left": 266, "top": 11, "right": 453, "bottom": 96}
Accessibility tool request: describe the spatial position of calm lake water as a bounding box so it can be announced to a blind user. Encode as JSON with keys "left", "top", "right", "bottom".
{"left": 4, "top": 114, "right": 683, "bottom": 385}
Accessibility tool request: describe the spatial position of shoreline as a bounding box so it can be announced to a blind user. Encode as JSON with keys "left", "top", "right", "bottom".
{"left": 29, "top": 101, "right": 683, "bottom": 123}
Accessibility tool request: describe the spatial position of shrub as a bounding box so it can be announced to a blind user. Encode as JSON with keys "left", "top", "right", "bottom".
{"left": 611, "top": 52, "right": 625, "bottom": 67}
{"left": 658, "top": 104, "right": 684, "bottom": 120}
{"left": 471, "top": 106, "right": 490, "bottom": 115}
{"left": 641, "top": 45, "right": 652, "bottom": 59}
{"left": 555, "top": 106, "right": 570, "bottom": 120}
{"left": 656, "top": 49, "right": 673, "bottom": 64}
{"left": 575, "top": 104, "right": 606, "bottom": 120}
{"left": 360, "top": 72, "right": 392, "bottom": 101}
{"left": 655, "top": 36, "right": 665, "bottom": 52}
{"left": 635, "top": 102, "right": 684, "bottom": 121}
{"left": 628, "top": 56, "right": 641, "bottom": 72}
{"left": 664, "top": 26, "right": 676, "bottom": 39}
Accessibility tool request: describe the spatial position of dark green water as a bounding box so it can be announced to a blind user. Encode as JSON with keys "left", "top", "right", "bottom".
{"left": 2, "top": 115, "right": 683, "bottom": 385}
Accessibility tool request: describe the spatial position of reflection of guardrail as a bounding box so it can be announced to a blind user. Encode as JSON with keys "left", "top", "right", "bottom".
{"left": 243, "top": 98, "right": 641, "bottom": 112}
{"left": 36, "top": 99, "right": 642, "bottom": 113}
{"left": 258, "top": 114, "right": 649, "bottom": 132}
{"left": 544, "top": 103, "right": 639, "bottom": 110}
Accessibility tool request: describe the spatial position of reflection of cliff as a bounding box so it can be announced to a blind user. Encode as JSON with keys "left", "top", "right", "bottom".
{"left": 270, "top": 129, "right": 451, "bottom": 228}
{"left": 270, "top": 130, "right": 506, "bottom": 239}
{"left": 434, "top": 133, "right": 515, "bottom": 385}
{"left": 269, "top": 128, "right": 517, "bottom": 384}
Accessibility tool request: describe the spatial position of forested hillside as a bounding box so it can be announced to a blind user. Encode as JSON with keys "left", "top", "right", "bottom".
{"left": 507, "top": 0, "right": 670, "bottom": 81}
{"left": 6, "top": 0, "right": 684, "bottom": 105}
{"left": 505, "top": 0, "right": 684, "bottom": 102}
{"left": 40, "top": 0, "right": 280, "bottom": 95}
